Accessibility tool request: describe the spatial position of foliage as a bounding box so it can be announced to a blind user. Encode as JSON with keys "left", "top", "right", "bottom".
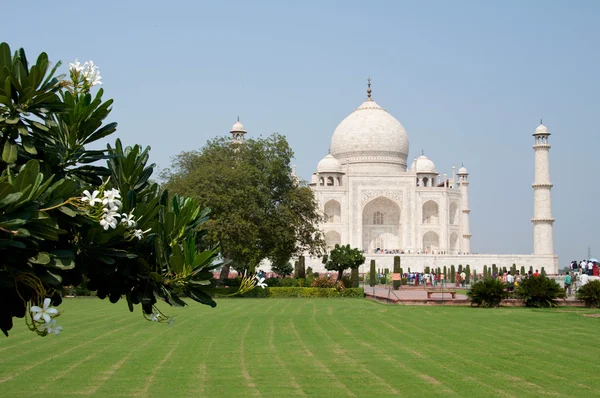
{"left": 379, "top": 275, "right": 388, "bottom": 285}
{"left": 467, "top": 278, "right": 509, "bottom": 308}
{"left": 312, "top": 276, "right": 336, "bottom": 288}
{"left": 271, "top": 261, "right": 293, "bottom": 277}
{"left": 323, "top": 244, "right": 365, "bottom": 280}
{"left": 450, "top": 265, "right": 456, "bottom": 283}
{"left": 279, "top": 277, "right": 296, "bottom": 287}
{"left": 515, "top": 275, "right": 566, "bottom": 308}
{"left": 576, "top": 280, "right": 600, "bottom": 308}
{"left": 465, "top": 265, "right": 471, "bottom": 284}
{"left": 0, "top": 43, "right": 241, "bottom": 337}
{"left": 265, "top": 277, "right": 280, "bottom": 287}
{"left": 161, "top": 132, "right": 325, "bottom": 273}
{"left": 350, "top": 267, "right": 359, "bottom": 288}
{"left": 298, "top": 256, "right": 306, "bottom": 279}
{"left": 369, "top": 260, "right": 376, "bottom": 287}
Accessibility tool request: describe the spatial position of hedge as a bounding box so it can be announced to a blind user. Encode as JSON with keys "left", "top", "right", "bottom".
{"left": 213, "top": 287, "right": 364, "bottom": 298}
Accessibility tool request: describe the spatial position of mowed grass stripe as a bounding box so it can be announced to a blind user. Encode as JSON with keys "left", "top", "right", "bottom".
{"left": 2, "top": 299, "right": 600, "bottom": 397}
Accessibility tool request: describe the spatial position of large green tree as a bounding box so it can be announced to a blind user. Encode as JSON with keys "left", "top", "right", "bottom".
{"left": 0, "top": 43, "right": 245, "bottom": 337}
{"left": 162, "top": 134, "right": 325, "bottom": 276}
{"left": 324, "top": 244, "right": 365, "bottom": 280}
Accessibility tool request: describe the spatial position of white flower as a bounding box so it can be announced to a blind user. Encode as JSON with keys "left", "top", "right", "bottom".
{"left": 81, "top": 190, "right": 102, "bottom": 206}
{"left": 100, "top": 208, "right": 120, "bottom": 230}
{"left": 83, "top": 60, "right": 102, "bottom": 86}
{"left": 43, "top": 319, "right": 63, "bottom": 335}
{"left": 151, "top": 312, "right": 159, "bottom": 322}
{"left": 69, "top": 59, "right": 84, "bottom": 74}
{"left": 254, "top": 275, "right": 267, "bottom": 289}
{"left": 102, "top": 189, "right": 122, "bottom": 211}
{"left": 133, "top": 228, "right": 150, "bottom": 240}
{"left": 121, "top": 213, "right": 136, "bottom": 228}
{"left": 167, "top": 317, "right": 175, "bottom": 328}
{"left": 30, "top": 298, "right": 58, "bottom": 323}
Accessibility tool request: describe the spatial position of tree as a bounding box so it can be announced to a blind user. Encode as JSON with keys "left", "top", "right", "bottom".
{"left": 369, "top": 260, "right": 376, "bottom": 287}
{"left": 350, "top": 267, "right": 359, "bottom": 288}
{"left": 298, "top": 256, "right": 306, "bottom": 279}
{"left": 162, "top": 133, "right": 325, "bottom": 274}
{"left": 465, "top": 264, "right": 471, "bottom": 285}
{"left": 271, "top": 261, "right": 293, "bottom": 278}
{"left": 0, "top": 44, "right": 239, "bottom": 337}
{"left": 393, "top": 256, "right": 401, "bottom": 290}
{"left": 324, "top": 244, "right": 365, "bottom": 281}
{"left": 450, "top": 265, "right": 456, "bottom": 283}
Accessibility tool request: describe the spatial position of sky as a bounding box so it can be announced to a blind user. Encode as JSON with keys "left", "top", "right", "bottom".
{"left": 3, "top": 0, "right": 599, "bottom": 265}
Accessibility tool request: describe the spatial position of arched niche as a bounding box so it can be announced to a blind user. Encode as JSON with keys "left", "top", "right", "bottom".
{"left": 449, "top": 231, "right": 458, "bottom": 253}
{"left": 324, "top": 199, "right": 341, "bottom": 223}
{"left": 423, "top": 231, "right": 440, "bottom": 252}
{"left": 362, "top": 197, "right": 401, "bottom": 253}
{"left": 422, "top": 200, "right": 439, "bottom": 224}
{"left": 449, "top": 202, "right": 458, "bottom": 225}
{"left": 325, "top": 230, "right": 341, "bottom": 249}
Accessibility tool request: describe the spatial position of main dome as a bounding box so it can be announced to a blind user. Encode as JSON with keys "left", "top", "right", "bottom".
{"left": 330, "top": 99, "right": 409, "bottom": 168}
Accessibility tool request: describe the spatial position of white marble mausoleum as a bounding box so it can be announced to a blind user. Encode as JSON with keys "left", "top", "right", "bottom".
{"left": 231, "top": 80, "right": 559, "bottom": 274}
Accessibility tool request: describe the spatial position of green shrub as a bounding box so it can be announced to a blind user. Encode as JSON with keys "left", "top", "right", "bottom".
{"left": 541, "top": 267, "right": 546, "bottom": 277}
{"left": 350, "top": 267, "right": 359, "bottom": 288}
{"left": 369, "top": 260, "right": 376, "bottom": 287}
{"left": 279, "top": 277, "right": 296, "bottom": 287}
{"left": 458, "top": 265, "right": 463, "bottom": 274}
{"left": 266, "top": 277, "right": 280, "bottom": 287}
{"left": 576, "top": 280, "right": 600, "bottom": 308}
{"left": 298, "top": 256, "right": 306, "bottom": 279}
{"left": 450, "top": 266, "right": 456, "bottom": 283}
{"left": 467, "top": 278, "right": 509, "bottom": 307}
{"left": 515, "top": 275, "right": 565, "bottom": 308}
{"left": 313, "top": 276, "right": 336, "bottom": 288}
{"left": 401, "top": 278, "right": 408, "bottom": 285}
{"left": 313, "top": 272, "right": 320, "bottom": 278}
{"left": 340, "top": 288, "right": 364, "bottom": 298}
{"left": 425, "top": 266, "right": 430, "bottom": 274}
{"left": 379, "top": 275, "right": 387, "bottom": 285}
{"left": 521, "top": 266, "right": 526, "bottom": 276}
{"left": 465, "top": 265, "right": 471, "bottom": 284}
{"left": 340, "top": 276, "right": 353, "bottom": 289}
{"left": 296, "top": 278, "right": 306, "bottom": 287}
{"left": 294, "top": 261, "right": 299, "bottom": 278}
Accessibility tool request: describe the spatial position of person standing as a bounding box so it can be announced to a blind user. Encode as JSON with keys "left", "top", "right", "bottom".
{"left": 460, "top": 270, "right": 466, "bottom": 287}
{"left": 564, "top": 272, "right": 572, "bottom": 297}
{"left": 506, "top": 271, "right": 515, "bottom": 292}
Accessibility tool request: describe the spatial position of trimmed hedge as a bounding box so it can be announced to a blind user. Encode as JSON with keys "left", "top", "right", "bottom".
{"left": 213, "top": 287, "right": 364, "bottom": 298}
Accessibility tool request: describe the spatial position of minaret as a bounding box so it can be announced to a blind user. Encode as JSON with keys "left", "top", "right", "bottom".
{"left": 532, "top": 121, "right": 555, "bottom": 255}
{"left": 229, "top": 117, "right": 247, "bottom": 144}
{"left": 457, "top": 165, "right": 471, "bottom": 253}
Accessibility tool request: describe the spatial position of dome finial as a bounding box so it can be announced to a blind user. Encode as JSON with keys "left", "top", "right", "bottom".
{"left": 367, "top": 76, "right": 372, "bottom": 101}
{"left": 237, "top": 116, "right": 240, "bottom": 122}
{"left": 421, "top": 149, "right": 424, "bottom": 155}
{"left": 540, "top": 118, "right": 543, "bottom": 125}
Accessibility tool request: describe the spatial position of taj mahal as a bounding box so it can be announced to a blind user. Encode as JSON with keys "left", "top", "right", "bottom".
{"left": 231, "top": 80, "right": 559, "bottom": 274}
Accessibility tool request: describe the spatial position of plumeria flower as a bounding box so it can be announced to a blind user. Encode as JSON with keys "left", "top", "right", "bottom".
{"left": 151, "top": 312, "right": 159, "bottom": 322}
{"left": 254, "top": 275, "right": 267, "bottom": 289}
{"left": 167, "top": 317, "right": 175, "bottom": 328}
{"left": 43, "top": 319, "right": 63, "bottom": 335}
{"left": 83, "top": 61, "right": 102, "bottom": 86}
{"left": 133, "top": 228, "right": 151, "bottom": 240}
{"left": 69, "top": 59, "right": 84, "bottom": 74}
{"left": 81, "top": 190, "right": 102, "bottom": 206}
{"left": 121, "top": 213, "right": 136, "bottom": 228}
{"left": 100, "top": 208, "right": 120, "bottom": 230}
{"left": 30, "top": 298, "right": 58, "bottom": 323}
{"left": 102, "top": 189, "right": 122, "bottom": 210}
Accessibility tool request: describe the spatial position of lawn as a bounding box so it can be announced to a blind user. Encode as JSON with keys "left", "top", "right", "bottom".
{"left": 1, "top": 298, "right": 599, "bottom": 397}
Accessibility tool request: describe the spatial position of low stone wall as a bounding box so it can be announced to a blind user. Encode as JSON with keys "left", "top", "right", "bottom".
{"left": 303, "top": 253, "right": 559, "bottom": 274}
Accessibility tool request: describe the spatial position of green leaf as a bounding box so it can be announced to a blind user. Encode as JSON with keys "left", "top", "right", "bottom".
{"left": 0, "top": 43, "right": 11, "bottom": 70}
{"left": 30, "top": 252, "right": 51, "bottom": 265}
{"left": 58, "top": 206, "right": 77, "bottom": 217}
{"left": 2, "top": 141, "right": 17, "bottom": 164}
{"left": 21, "top": 136, "right": 37, "bottom": 154}
{"left": 170, "top": 244, "right": 184, "bottom": 274}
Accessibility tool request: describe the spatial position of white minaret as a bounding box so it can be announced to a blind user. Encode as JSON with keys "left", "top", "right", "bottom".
{"left": 532, "top": 122, "right": 555, "bottom": 255}
{"left": 458, "top": 165, "right": 471, "bottom": 253}
{"left": 229, "top": 117, "right": 247, "bottom": 143}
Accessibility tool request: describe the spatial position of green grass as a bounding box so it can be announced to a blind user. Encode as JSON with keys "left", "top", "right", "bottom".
{"left": 1, "top": 298, "right": 600, "bottom": 397}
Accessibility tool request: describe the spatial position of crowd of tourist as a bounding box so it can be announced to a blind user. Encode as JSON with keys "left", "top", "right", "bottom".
{"left": 371, "top": 248, "right": 473, "bottom": 255}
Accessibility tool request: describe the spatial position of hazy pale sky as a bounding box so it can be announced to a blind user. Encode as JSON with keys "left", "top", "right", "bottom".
{"left": 4, "top": 0, "right": 599, "bottom": 265}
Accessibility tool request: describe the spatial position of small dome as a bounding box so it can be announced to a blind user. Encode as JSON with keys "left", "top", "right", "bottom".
{"left": 311, "top": 174, "right": 318, "bottom": 184}
{"left": 458, "top": 166, "right": 468, "bottom": 175}
{"left": 317, "top": 154, "right": 342, "bottom": 174}
{"left": 414, "top": 155, "right": 437, "bottom": 174}
{"left": 230, "top": 120, "right": 246, "bottom": 133}
{"left": 535, "top": 124, "right": 548, "bottom": 134}
{"left": 410, "top": 158, "right": 417, "bottom": 171}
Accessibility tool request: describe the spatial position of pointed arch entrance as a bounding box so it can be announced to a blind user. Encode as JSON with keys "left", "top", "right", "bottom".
{"left": 362, "top": 197, "right": 401, "bottom": 253}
